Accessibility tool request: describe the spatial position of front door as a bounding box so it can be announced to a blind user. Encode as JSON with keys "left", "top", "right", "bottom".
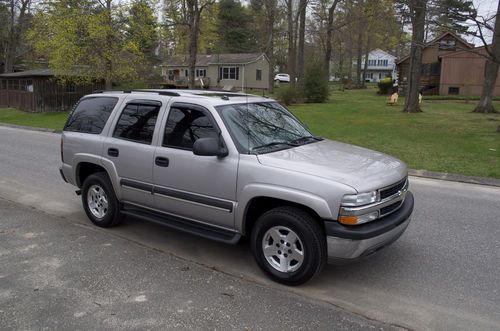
{"left": 153, "top": 103, "right": 238, "bottom": 229}
{"left": 102, "top": 98, "right": 163, "bottom": 208}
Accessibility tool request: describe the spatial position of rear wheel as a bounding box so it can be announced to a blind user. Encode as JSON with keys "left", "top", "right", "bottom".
{"left": 251, "top": 206, "right": 326, "bottom": 285}
{"left": 81, "top": 172, "right": 123, "bottom": 228}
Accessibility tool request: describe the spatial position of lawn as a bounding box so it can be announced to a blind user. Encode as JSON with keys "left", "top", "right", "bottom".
{"left": 288, "top": 87, "right": 500, "bottom": 178}
{"left": 0, "top": 108, "right": 69, "bottom": 131}
{"left": 1, "top": 88, "right": 499, "bottom": 178}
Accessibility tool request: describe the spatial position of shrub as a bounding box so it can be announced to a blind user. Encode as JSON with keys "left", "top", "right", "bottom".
{"left": 301, "top": 62, "right": 330, "bottom": 103}
{"left": 276, "top": 85, "right": 299, "bottom": 105}
{"left": 377, "top": 77, "right": 393, "bottom": 95}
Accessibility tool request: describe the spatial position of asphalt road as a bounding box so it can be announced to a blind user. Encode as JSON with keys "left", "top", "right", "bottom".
{"left": 1, "top": 125, "right": 499, "bottom": 330}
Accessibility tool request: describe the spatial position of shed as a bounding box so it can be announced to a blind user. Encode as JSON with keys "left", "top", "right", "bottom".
{"left": 0, "top": 69, "right": 104, "bottom": 112}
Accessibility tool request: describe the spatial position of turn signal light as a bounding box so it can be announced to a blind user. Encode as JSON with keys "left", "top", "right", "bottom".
{"left": 339, "top": 216, "right": 358, "bottom": 225}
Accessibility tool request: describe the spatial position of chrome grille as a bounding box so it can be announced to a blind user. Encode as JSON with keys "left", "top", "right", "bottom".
{"left": 380, "top": 177, "right": 407, "bottom": 200}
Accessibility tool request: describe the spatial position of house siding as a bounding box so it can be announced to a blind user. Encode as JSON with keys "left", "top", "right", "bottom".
{"left": 440, "top": 49, "right": 500, "bottom": 96}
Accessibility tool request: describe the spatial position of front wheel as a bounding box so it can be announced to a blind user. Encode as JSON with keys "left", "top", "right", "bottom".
{"left": 251, "top": 206, "right": 327, "bottom": 285}
{"left": 81, "top": 172, "right": 123, "bottom": 228}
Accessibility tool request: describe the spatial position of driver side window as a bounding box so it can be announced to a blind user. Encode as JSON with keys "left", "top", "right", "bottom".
{"left": 163, "top": 106, "right": 218, "bottom": 150}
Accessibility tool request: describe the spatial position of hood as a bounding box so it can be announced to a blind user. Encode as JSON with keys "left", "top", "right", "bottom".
{"left": 257, "top": 140, "right": 407, "bottom": 193}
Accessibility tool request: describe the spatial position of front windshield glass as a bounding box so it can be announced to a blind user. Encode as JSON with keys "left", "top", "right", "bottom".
{"left": 216, "top": 102, "right": 315, "bottom": 154}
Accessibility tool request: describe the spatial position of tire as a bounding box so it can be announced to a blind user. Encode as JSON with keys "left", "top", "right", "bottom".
{"left": 81, "top": 172, "right": 123, "bottom": 228}
{"left": 251, "top": 206, "right": 327, "bottom": 285}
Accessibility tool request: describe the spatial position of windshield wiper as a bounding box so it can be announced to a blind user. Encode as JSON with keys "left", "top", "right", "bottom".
{"left": 289, "top": 135, "right": 324, "bottom": 145}
{"left": 251, "top": 141, "right": 300, "bottom": 153}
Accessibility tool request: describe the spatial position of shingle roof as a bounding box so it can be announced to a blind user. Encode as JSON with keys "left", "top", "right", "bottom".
{"left": 0, "top": 68, "right": 55, "bottom": 78}
{"left": 164, "top": 53, "right": 266, "bottom": 67}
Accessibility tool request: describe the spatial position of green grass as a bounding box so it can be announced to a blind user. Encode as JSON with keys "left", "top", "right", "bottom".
{"left": 288, "top": 87, "right": 500, "bottom": 178}
{"left": 0, "top": 108, "right": 69, "bottom": 131}
{"left": 1, "top": 87, "right": 499, "bottom": 178}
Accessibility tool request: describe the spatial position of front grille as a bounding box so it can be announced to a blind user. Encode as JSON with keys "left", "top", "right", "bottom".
{"left": 380, "top": 201, "right": 402, "bottom": 216}
{"left": 380, "top": 177, "right": 407, "bottom": 200}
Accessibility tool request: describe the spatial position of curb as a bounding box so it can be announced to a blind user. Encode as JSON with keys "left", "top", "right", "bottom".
{"left": 0, "top": 123, "right": 60, "bottom": 133}
{"left": 409, "top": 169, "right": 500, "bottom": 188}
{"left": 1, "top": 122, "right": 499, "bottom": 188}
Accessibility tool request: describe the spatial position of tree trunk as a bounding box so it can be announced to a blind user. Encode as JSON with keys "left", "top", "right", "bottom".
{"left": 296, "top": 0, "right": 307, "bottom": 82}
{"left": 474, "top": 0, "right": 500, "bottom": 113}
{"left": 356, "top": 30, "right": 363, "bottom": 87}
{"left": 187, "top": 0, "right": 200, "bottom": 89}
{"left": 324, "top": 0, "right": 341, "bottom": 74}
{"left": 105, "top": 0, "right": 113, "bottom": 89}
{"left": 286, "top": 0, "right": 296, "bottom": 87}
{"left": 403, "top": 0, "right": 426, "bottom": 113}
{"left": 362, "top": 34, "right": 371, "bottom": 84}
{"left": 265, "top": 0, "right": 276, "bottom": 93}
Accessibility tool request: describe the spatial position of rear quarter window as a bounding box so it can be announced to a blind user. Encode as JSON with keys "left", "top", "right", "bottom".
{"left": 64, "top": 97, "right": 118, "bottom": 134}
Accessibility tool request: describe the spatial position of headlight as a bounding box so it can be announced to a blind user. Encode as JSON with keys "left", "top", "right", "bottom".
{"left": 341, "top": 191, "right": 379, "bottom": 206}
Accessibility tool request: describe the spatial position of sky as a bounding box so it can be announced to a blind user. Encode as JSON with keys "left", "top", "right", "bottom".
{"left": 469, "top": 0, "right": 498, "bottom": 45}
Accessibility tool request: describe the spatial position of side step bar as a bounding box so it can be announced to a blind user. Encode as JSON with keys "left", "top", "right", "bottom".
{"left": 121, "top": 203, "right": 241, "bottom": 245}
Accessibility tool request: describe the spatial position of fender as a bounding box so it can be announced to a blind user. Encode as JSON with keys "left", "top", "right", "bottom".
{"left": 73, "top": 154, "right": 122, "bottom": 200}
{"left": 235, "top": 183, "right": 334, "bottom": 233}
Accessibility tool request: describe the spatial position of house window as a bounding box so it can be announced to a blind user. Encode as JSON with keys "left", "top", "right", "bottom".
{"left": 219, "top": 67, "right": 239, "bottom": 80}
{"left": 439, "top": 39, "right": 456, "bottom": 50}
{"left": 256, "top": 69, "right": 262, "bottom": 81}
{"left": 448, "top": 87, "right": 460, "bottom": 95}
{"left": 368, "top": 59, "right": 376, "bottom": 66}
{"left": 377, "top": 59, "right": 388, "bottom": 67}
{"left": 196, "top": 69, "right": 206, "bottom": 77}
{"left": 185, "top": 69, "right": 188, "bottom": 77}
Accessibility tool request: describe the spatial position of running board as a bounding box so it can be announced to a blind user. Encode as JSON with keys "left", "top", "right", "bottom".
{"left": 121, "top": 203, "right": 241, "bottom": 245}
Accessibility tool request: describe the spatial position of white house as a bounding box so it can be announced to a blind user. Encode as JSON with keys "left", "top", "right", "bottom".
{"left": 361, "top": 49, "right": 397, "bottom": 83}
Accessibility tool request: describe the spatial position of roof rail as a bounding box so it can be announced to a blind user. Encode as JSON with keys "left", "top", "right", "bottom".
{"left": 92, "top": 89, "right": 180, "bottom": 97}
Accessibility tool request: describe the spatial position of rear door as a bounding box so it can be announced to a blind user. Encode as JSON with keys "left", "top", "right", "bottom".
{"left": 102, "top": 97, "right": 165, "bottom": 208}
{"left": 152, "top": 102, "right": 238, "bottom": 229}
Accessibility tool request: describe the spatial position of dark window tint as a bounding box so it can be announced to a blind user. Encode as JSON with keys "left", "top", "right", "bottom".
{"left": 113, "top": 103, "right": 160, "bottom": 144}
{"left": 163, "top": 107, "right": 218, "bottom": 149}
{"left": 64, "top": 97, "right": 118, "bottom": 134}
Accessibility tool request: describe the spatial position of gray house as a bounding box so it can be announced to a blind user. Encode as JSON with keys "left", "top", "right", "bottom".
{"left": 161, "top": 53, "right": 270, "bottom": 91}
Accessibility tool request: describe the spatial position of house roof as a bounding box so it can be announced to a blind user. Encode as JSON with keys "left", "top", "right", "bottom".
{"left": 439, "top": 45, "right": 489, "bottom": 58}
{"left": 396, "top": 31, "right": 474, "bottom": 64}
{"left": 164, "top": 53, "right": 267, "bottom": 67}
{"left": 0, "top": 68, "right": 55, "bottom": 78}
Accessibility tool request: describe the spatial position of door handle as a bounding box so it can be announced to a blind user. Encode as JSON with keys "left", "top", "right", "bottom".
{"left": 108, "top": 148, "right": 119, "bottom": 157}
{"left": 155, "top": 156, "right": 169, "bottom": 167}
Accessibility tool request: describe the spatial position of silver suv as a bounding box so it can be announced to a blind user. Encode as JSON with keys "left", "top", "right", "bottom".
{"left": 60, "top": 89, "right": 414, "bottom": 285}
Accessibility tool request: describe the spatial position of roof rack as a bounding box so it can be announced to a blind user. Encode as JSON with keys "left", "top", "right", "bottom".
{"left": 92, "top": 89, "right": 180, "bottom": 96}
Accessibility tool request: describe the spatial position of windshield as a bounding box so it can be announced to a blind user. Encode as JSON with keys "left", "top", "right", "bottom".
{"left": 216, "top": 102, "right": 318, "bottom": 154}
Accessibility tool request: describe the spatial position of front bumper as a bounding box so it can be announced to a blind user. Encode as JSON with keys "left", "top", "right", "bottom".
{"left": 325, "top": 191, "right": 414, "bottom": 262}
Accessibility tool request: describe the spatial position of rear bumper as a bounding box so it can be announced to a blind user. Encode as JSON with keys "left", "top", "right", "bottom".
{"left": 325, "top": 191, "right": 414, "bottom": 261}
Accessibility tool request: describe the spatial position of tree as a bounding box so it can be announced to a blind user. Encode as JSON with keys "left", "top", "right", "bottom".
{"left": 469, "top": 1, "right": 500, "bottom": 113}
{"left": 217, "top": 0, "right": 255, "bottom": 53}
{"left": 28, "top": 0, "right": 154, "bottom": 88}
{"left": 2, "top": 0, "right": 32, "bottom": 73}
{"left": 323, "top": 0, "right": 342, "bottom": 73}
{"left": 125, "top": 0, "right": 160, "bottom": 83}
{"left": 400, "top": 0, "right": 427, "bottom": 113}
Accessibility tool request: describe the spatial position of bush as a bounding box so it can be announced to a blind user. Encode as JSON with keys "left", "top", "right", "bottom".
{"left": 377, "top": 77, "right": 393, "bottom": 95}
{"left": 276, "top": 85, "right": 300, "bottom": 105}
{"left": 301, "top": 62, "right": 330, "bottom": 103}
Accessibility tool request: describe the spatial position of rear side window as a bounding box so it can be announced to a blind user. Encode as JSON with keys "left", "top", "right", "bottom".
{"left": 113, "top": 102, "right": 160, "bottom": 144}
{"left": 64, "top": 97, "right": 118, "bottom": 134}
{"left": 163, "top": 107, "right": 218, "bottom": 150}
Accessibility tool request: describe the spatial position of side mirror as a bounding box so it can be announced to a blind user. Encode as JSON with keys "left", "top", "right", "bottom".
{"left": 193, "top": 137, "right": 228, "bottom": 157}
